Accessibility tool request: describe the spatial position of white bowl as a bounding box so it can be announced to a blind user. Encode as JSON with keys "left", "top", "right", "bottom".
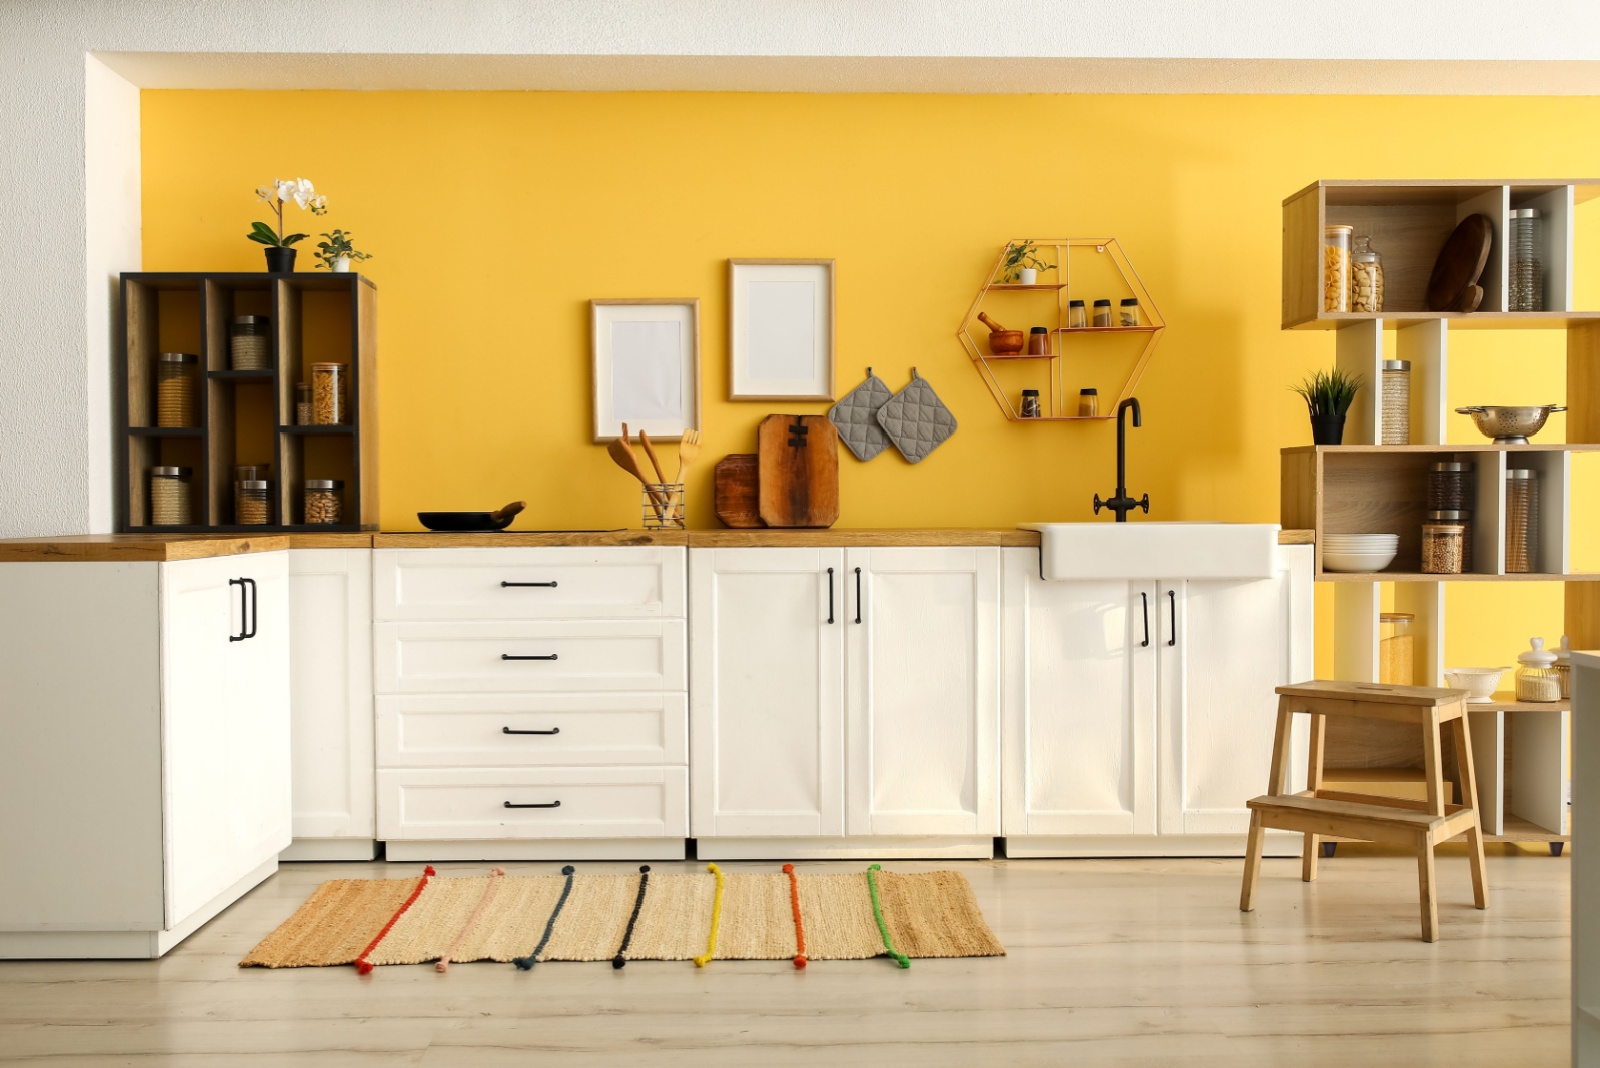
{"left": 1444, "top": 667, "right": 1510, "bottom": 703}
{"left": 1322, "top": 548, "right": 1399, "bottom": 573}
{"left": 1324, "top": 535, "right": 1400, "bottom": 547}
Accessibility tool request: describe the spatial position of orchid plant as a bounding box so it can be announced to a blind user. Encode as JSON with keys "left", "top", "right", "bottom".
{"left": 248, "top": 178, "right": 328, "bottom": 249}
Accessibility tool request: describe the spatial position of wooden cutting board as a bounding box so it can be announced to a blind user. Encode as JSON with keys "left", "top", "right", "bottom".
{"left": 1426, "top": 214, "right": 1493, "bottom": 311}
{"left": 757, "top": 415, "right": 840, "bottom": 529}
{"left": 713, "top": 454, "right": 765, "bottom": 528}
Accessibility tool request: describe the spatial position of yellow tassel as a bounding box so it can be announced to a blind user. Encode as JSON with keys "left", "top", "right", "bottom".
{"left": 692, "top": 863, "right": 724, "bottom": 968}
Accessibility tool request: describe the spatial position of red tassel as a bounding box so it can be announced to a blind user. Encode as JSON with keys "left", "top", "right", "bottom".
{"left": 794, "top": 955, "right": 807, "bottom": 969}
{"left": 353, "top": 864, "right": 435, "bottom": 976}
{"left": 356, "top": 960, "right": 374, "bottom": 975}
{"left": 425, "top": 866, "right": 437, "bottom": 876}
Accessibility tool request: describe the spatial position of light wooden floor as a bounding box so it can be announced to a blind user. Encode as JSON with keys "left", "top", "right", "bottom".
{"left": 0, "top": 851, "right": 1571, "bottom": 1066}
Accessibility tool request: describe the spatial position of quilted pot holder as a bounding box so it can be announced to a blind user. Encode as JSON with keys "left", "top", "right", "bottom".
{"left": 827, "top": 367, "right": 894, "bottom": 462}
{"left": 876, "top": 369, "right": 957, "bottom": 464}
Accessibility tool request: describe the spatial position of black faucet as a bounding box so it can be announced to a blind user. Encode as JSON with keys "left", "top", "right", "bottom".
{"left": 1093, "top": 397, "right": 1149, "bottom": 522}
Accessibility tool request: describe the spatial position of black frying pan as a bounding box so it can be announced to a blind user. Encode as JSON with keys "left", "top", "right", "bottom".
{"left": 417, "top": 501, "right": 525, "bottom": 532}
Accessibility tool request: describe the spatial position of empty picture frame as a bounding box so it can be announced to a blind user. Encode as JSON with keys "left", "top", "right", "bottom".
{"left": 591, "top": 298, "right": 700, "bottom": 442}
{"left": 729, "top": 259, "right": 835, "bottom": 401}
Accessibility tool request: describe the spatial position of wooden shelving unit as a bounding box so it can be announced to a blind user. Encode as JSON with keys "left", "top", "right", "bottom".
{"left": 1280, "top": 179, "right": 1597, "bottom": 852}
{"left": 118, "top": 272, "right": 377, "bottom": 532}
{"left": 958, "top": 239, "right": 1165, "bottom": 421}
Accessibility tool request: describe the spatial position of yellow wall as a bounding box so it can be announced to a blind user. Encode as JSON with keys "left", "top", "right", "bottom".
{"left": 140, "top": 90, "right": 1600, "bottom": 673}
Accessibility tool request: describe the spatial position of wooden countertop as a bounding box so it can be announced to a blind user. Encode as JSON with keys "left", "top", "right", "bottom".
{"left": 0, "top": 528, "right": 1314, "bottom": 561}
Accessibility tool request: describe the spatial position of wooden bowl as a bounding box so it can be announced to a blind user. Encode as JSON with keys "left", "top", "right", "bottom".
{"left": 988, "top": 330, "right": 1025, "bottom": 355}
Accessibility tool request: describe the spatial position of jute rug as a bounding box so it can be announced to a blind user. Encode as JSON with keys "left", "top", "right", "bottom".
{"left": 241, "top": 863, "right": 1004, "bottom": 973}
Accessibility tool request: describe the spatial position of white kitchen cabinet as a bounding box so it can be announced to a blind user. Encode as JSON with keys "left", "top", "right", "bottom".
{"left": 1002, "top": 545, "right": 1312, "bottom": 857}
{"left": 690, "top": 546, "right": 998, "bottom": 858}
{"left": 0, "top": 552, "right": 291, "bottom": 958}
{"left": 282, "top": 548, "right": 375, "bottom": 861}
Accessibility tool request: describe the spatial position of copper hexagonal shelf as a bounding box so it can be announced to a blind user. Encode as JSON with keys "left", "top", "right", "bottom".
{"left": 958, "top": 239, "right": 1165, "bottom": 421}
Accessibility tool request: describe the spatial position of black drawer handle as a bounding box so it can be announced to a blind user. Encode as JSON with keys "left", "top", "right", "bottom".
{"left": 504, "top": 800, "right": 561, "bottom": 809}
{"left": 503, "top": 726, "right": 560, "bottom": 735}
{"left": 228, "top": 577, "right": 257, "bottom": 641}
{"left": 502, "top": 653, "right": 559, "bottom": 661}
{"left": 502, "top": 581, "right": 558, "bottom": 588}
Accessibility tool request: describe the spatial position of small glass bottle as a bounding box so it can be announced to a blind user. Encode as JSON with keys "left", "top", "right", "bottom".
{"left": 1092, "top": 299, "right": 1112, "bottom": 327}
{"left": 1426, "top": 510, "right": 1473, "bottom": 571}
{"left": 1026, "top": 326, "right": 1050, "bottom": 355}
{"left": 295, "top": 383, "right": 313, "bottom": 425}
{"left": 155, "top": 352, "right": 198, "bottom": 427}
{"left": 1066, "top": 300, "right": 1087, "bottom": 329}
{"left": 230, "top": 315, "right": 271, "bottom": 370}
{"left": 1078, "top": 388, "right": 1099, "bottom": 417}
{"left": 304, "top": 478, "right": 344, "bottom": 525}
{"left": 1381, "top": 359, "right": 1410, "bottom": 445}
{"left": 1323, "top": 224, "right": 1352, "bottom": 312}
{"left": 1378, "top": 612, "right": 1414, "bottom": 685}
{"left": 1118, "top": 298, "right": 1140, "bottom": 327}
{"left": 1515, "top": 637, "right": 1562, "bottom": 703}
{"left": 1421, "top": 521, "right": 1465, "bottom": 575}
{"left": 1509, "top": 208, "right": 1544, "bottom": 312}
{"left": 1350, "top": 236, "right": 1384, "bottom": 312}
{"left": 1018, "top": 389, "right": 1041, "bottom": 419}
{"left": 236, "top": 479, "right": 272, "bottom": 526}
{"left": 233, "top": 463, "right": 270, "bottom": 525}
{"left": 311, "top": 363, "right": 346, "bottom": 425}
{"left": 149, "top": 466, "right": 193, "bottom": 526}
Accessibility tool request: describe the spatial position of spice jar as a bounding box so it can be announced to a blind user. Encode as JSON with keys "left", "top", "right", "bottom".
{"left": 311, "top": 363, "right": 346, "bottom": 425}
{"left": 1092, "top": 299, "right": 1112, "bottom": 327}
{"left": 304, "top": 478, "right": 344, "bottom": 525}
{"left": 1427, "top": 510, "right": 1473, "bottom": 571}
{"left": 1018, "top": 389, "right": 1041, "bottom": 419}
{"left": 1379, "top": 612, "right": 1414, "bottom": 686}
{"left": 1026, "top": 327, "right": 1051, "bottom": 355}
{"left": 1078, "top": 388, "right": 1099, "bottom": 418}
{"left": 155, "top": 352, "right": 198, "bottom": 427}
{"left": 1381, "top": 359, "right": 1410, "bottom": 445}
{"left": 1515, "top": 638, "right": 1562, "bottom": 703}
{"left": 1509, "top": 208, "right": 1544, "bottom": 312}
{"left": 150, "top": 466, "right": 193, "bottom": 526}
{"left": 1421, "top": 521, "right": 1466, "bottom": 575}
{"left": 1506, "top": 469, "right": 1539, "bottom": 573}
{"left": 233, "top": 463, "right": 270, "bottom": 524}
{"left": 1350, "top": 236, "right": 1384, "bottom": 313}
{"left": 1323, "top": 225, "right": 1352, "bottom": 312}
{"left": 1066, "top": 300, "right": 1087, "bottom": 329}
{"left": 1426, "top": 461, "right": 1475, "bottom": 512}
{"left": 295, "top": 383, "right": 313, "bottom": 425}
{"left": 1557, "top": 635, "right": 1573, "bottom": 699}
{"left": 1118, "top": 298, "right": 1140, "bottom": 327}
{"left": 237, "top": 480, "right": 272, "bottom": 526}
{"left": 230, "top": 315, "right": 270, "bottom": 370}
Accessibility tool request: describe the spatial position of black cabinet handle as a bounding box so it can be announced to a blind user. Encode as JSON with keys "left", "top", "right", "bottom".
{"left": 504, "top": 800, "right": 561, "bottom": 809}
{"left": 501, "top": 581, "right": 558, "bottom": 588}
{"left": 854, "top": 567, "right": 863, "bottom": 624}
{"left": 1167, "top": 589, "right": 1177, "bottom": 647}
{"left": 1140, "top": 591, "right": 1150, "bottom": 648}
{"left": 228, "top": 577, "right": 256, "bottom": 641}
{"left": 501, "top": 653, "right": 559, "bottom": 661}
{"left": 827, "top": 567, "right": 835, "bottom": 624}
{"left": 502, "top": 726, "right": 560, "bottom": 735}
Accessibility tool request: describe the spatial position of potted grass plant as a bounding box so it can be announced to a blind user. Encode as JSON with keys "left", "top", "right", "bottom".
{"left": 1292, "top": 367, "right": 1361, "bottom": 445}
{"left": 248, "top": 178, "right": 328, "bottom": 272}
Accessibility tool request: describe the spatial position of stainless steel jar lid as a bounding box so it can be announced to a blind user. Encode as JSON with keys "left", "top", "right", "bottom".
{"left": 304, "top": 479, "right": 344, "bottom": 490}
{"left": 1427, "top": 509, "right": 1470, "bottom": 521}
{"left": 239, "top": 480, "right": 270, "bottom": 490}
{"left": 1382, "top": 359, "right": 1411, "bottom": 371}
{"left": 1510, "top": 208, "right": 1542, "bottom": 218}
{"left": 232, "top": 315, "right": 268, "bottom": 325}
{"left": 1430, "top": 461, "right": 1473, "bottom": 472}
{"left": 151, "top": 466, "right": 191, "bottom": 477}
{"left": 156, "top": 352, "right": 197, "bottom": 362}
{"left": 1507, "top": 469, "right": 1537, "bottom": 480}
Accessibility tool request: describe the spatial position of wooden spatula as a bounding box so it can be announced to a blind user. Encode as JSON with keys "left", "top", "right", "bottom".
{"left": 638, "top": 430, "right": 669, "bottom": 484}
{"left": 608, "top": 424, "right": 664, "bottom": 519}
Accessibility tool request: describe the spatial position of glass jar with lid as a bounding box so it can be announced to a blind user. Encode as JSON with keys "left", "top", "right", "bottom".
{"left": 230, "top": 315, "right": 271, "bottom": 370}
{"left": 311, "top": 363, "right": 347, "bottom": 425}
{"left": 1092, "top": 299, "right": 1113, "bottom": 327}
{"left": 1509, "top": 208, "right": 1544, "bottom": 312}
{"left": 1018, "top": 389, "right": 1041, "bottom": 419}
{"left": 1078, "top": 388, "right": 1099, "bottom": 417}
{"left": 1421, "top": 521, "right": 1466, "bottom": 575}
{"left": 233, "top": 463, "right": 270, "bottom": 525}
{"left": 1118, "top": 298, "right": 1140, "bottom": 327}
{"left": 1515, "top": 637, "right": 1562, "bottom": 702}
{"left": 237, "top": 480, "right": 272, "bottom": 525}
{"left": 1381, "top": 359, "right": 1410, "bottom": 445}
{"left": 1350, "top": 236, "right": 1384, "bottom": 312}
{"left": 150, "top": 466, "right": 193, "bottom": 526}
{"left": 1379, "top": 612, "right": 1414, "bottom": 685}
{"left": 1323, "top": 225, "right": 1353, "bottom": 312}
{"left": 1505, "top": 469, "right": 1539, "bottom": 573}
{"left": 1426, "top": 461, "right": 1475, "bottom": 512}
{"left": 295, "top": 382, "right": 313, "bottom": 425}
{"left": 304, "top": 479, "right": 344, "bottom": 525}
{"left": 1066, "top": 299, "right": 1087, "bottom": 329}
{"left": 1426, "top": 509, "right": 1473, "bottom": 571}
{"left": 155, "top": 352, "right": 198, "bottom": 427}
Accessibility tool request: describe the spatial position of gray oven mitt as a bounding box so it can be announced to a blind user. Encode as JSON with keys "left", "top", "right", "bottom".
{"left": 877, "top": 370, "right": 957, "bottom": 464}
{"left": 827, "top": 367, "right": 894, "bottom": 462}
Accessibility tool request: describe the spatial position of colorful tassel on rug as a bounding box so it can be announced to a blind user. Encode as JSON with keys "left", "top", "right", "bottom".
{"left": 513, "top": 865, "right": 576, "bottom": 970}
{"left": 692, "top": 863, "right": 724, "bottom": 968}
{"left": 866, "top": 864, "right": 910, "bottom": 969}
{"left": 435, "top": 867, "right": 505, "bottom": 973}
{"left": 354, "top": 865, "right": 436, "bottom": 976}
{"left": 611, "top": 866, "right": 652, "bottom": 969}
{"left": 783, "top": 863, "right": 808, "bottom": 969}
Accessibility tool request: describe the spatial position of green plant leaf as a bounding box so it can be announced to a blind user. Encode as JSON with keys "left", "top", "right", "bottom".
{"left": 246, "top": 232, "right": 277, "bottom": 246}
{"left": 281, "top": 233, "right": 308, "bottom": 246}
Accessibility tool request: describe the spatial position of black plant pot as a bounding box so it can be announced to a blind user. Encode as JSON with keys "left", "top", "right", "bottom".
{"left": 264, "top": 247, "right": 297, "bottom": 273}
{"left": 1309, "top": 413, "right": 1346, "bottom": 446}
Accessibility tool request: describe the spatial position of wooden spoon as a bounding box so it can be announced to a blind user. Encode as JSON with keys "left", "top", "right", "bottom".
{"left": 488, "top": 501, "right": 526, "bottom": 525}
{"left": 676, "top": 428, "right": 700, "bottom": 482}
{"left": 609, "top": 424, "right": 664, "bottom": 519}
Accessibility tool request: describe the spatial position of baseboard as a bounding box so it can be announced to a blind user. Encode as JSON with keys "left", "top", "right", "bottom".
{"left": 1002, "top": 831, "right": 1304, "bottom": 859}
{"left": 281, "top": 838, "right": 379, "bottom": 862}
{"left": 383, "top": 838, "right": 688, "bottom": 862}
{"left": 696, "top": 835, "right": 994, "bottom": 860}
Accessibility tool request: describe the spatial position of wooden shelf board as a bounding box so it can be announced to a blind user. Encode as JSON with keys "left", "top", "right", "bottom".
{"left": 1055, "top": 325, "right": 1161, "bottom": 334}
{"left": 1318, "top": 571, "right": 1600, "bottom": 583}
{"left": 208, "top": 369, "right": 275, "bottom": 381}
{"left": 279, "top": 424, "right": 356, "bottom": 435}
{"left": 985, "top": 283, "right": 1067, "bottom": 291}
{"left": 978, "top": 352, "right": 1055, "bottom": 361}
{"left": 1284, "top": 443, "right": 1600, "bottom": 455}
{"left": 128, "top": 426, "right": 203, "bottom": 437}
{"left": 1485, "top": 814, "right": 1569, "bottom": 843}
{"left": 1006, "top": 414, "right": 1117, "bottom": 422}
{"left": 1289, "top": 310, "right": 1600, "bottom": 330}
{"left": 1470, "top": 691, "right": 1571, "bottom": 713}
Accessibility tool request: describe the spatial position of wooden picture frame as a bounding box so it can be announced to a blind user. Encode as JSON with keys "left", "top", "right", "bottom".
{"left": 728, "top": 259, "right": 834, "bottom": 401}
{"left": 591, "top": 298, "right": 700, "bottom": 442}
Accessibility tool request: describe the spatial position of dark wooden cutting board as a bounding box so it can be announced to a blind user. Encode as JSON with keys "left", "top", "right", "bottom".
{"left": 1426, "top": 213, "right": 1493, "bottom": 311}
{"left": 757, "top": 414, "right": 840, "bottom": 529}
{"left": 713, "top": 454, "right": 765, "bottom": 528}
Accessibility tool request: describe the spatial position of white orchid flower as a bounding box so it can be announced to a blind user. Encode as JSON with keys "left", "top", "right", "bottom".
{"left": 255, "top": 185, "right": 275, "bottom": 203}
{"left": 310, "top": 194, "right": 328, "bottom": 214}
{"left": 275, "top": 179, "right": 297, "bottom": 202}
{"left": 290, "top": 178, "right": 316, "bottom": 209}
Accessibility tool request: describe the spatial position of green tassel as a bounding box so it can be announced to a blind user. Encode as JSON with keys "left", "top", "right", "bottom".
{"left": 866, "top": 864, "right": 910, "bottom": 969}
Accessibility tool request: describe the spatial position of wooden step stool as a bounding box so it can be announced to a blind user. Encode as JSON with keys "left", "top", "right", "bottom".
{"left": 1239, "top": 680, "right": 1488, "bottom": 942}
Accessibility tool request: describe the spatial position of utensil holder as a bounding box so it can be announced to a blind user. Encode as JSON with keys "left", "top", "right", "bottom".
{"left": 642, "top": 483, "right": 685, "bottom": 529}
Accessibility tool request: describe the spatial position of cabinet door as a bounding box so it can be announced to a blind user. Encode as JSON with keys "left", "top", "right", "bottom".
{"left": 289, "top": 549, "right": 373, "bottom": 841}
{"left": 689, "top": 548, "right": 845, "bottom": 837}
{"left": 226, "top": 553, "right": 292, "bottom": 866}
{"left": 1157, "top": 546, "right": 1313, "bottom": 835}
{"left": 845, "top": 547, "right": 999, "bottom": 836}
{"left": 1001, "top": 549, "right": 1156, "bottom": 836}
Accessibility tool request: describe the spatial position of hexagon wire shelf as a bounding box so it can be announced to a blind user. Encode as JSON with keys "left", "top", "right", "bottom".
{"left": 958, "top": 239, "right": 1165, "bottom": 421}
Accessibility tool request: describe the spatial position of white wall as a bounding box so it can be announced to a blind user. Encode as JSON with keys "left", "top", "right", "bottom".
{"left": 3, "top": 0, "right": 1600, "bottom": 536}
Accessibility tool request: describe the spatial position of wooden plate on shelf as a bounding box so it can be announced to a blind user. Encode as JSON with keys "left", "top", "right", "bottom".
{"left": 713, "top": 454, "right": 765, "bottom": 528}
{"left": 1426, "top": 214, "right": 1493, "bottom": 312}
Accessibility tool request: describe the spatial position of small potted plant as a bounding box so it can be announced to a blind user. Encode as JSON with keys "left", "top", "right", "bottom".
{"left": 1002, "top": 240, "right": 1056, "bottom": 285}
{"left": 314, "top": 230, "right": 372, "bottom": 273}
{"left": 1292, "top": 367, "right": 1361, "bottom": 445}
{"left": 248, "top": 178, "right": 327, "bottom": 273}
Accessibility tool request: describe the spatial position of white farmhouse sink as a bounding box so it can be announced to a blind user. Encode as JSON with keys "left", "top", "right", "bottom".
{"left": 1020, "top": 522, "right": 1280, "bottom": 581}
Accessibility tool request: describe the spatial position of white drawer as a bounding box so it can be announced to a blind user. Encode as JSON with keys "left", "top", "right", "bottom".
{"left": 376, "top": 693, "right": 687, "bottom": 767}
{"left": 374, "top": 548, "right": 685, "bottom": 621}
{"left": 377, "top": 767, "right": 688, "bottom": 840}
{"left": 374, "top": 620, "right": 686, "bottom": 693}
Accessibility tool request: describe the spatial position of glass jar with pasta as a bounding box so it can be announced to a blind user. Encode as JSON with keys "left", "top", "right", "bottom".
{"left": 1323, "top": 225, "right": 1352, "bottom": 312}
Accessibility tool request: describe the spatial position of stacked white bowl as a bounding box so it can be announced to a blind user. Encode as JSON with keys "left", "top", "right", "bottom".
{"left": 1322, "top": 533, "right": 1399, "bottom": 573}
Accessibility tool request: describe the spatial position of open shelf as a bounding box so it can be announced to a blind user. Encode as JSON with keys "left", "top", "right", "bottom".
{"left": 128, "top": 426, "right": 203, "bottom": 438}
{"left": 1476, "top": 692, "right": 1571, "bottom": 714}
{"left": 986, "top": 282, "right": 1067, "bottom": 291}
{"left": 1054, "top": 325, "right": 1161, "bottom": 334}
